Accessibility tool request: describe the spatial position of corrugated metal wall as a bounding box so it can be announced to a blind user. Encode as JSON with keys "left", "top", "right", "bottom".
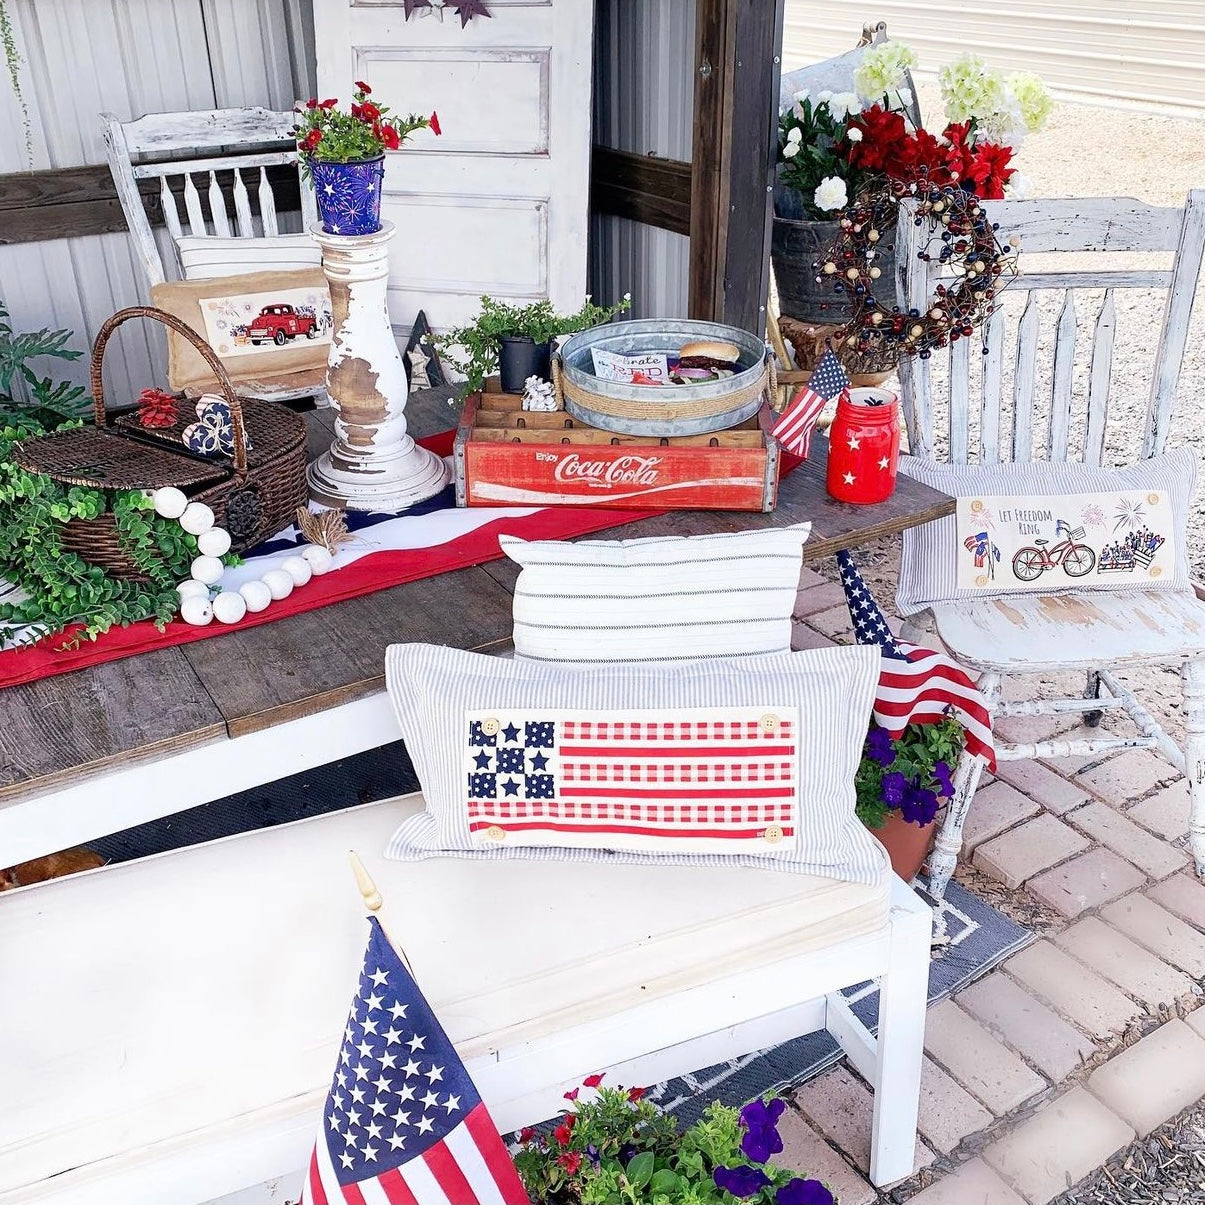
{"left": 0, "top": 0, "right": 314, "bottom": 401}
{"left": 783, "top": 0, "right": 1205, "bottom": 115}
{"left": 589, "top": 0, "right": 694, "bottom": 318}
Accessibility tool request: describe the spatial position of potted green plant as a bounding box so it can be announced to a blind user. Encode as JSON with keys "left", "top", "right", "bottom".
{"left": 293, "top": 82, "right": 440, "bottom": 236}
{"left": 515, "top": 1075, "right": 837, "bottom": 1204}
{"left": 441, "top": 293, "right": 632, "bottom": 395}
{"left": 856, "top": 714, "right": 964, "bottom": 881}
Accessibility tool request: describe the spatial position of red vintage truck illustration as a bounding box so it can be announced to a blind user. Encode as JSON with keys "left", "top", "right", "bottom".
{"left": 246, "top": 304, "right": 321, "bottom": 345}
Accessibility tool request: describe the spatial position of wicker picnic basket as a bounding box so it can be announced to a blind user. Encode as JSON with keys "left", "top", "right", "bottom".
{"left": 13, "top": 306, "right": 308, "bottom": 578}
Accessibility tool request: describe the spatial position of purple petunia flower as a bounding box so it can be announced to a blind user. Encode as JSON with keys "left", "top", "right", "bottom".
{"left": 866, "top": 726, "right": 896, "bottom": 766}
{"left": 714, "top": 1165, "right": 773, "bottom": 1199}
{"left": 776, "top": 1178, "right": 836, "bottom": 1205}
{"left": 881, "top": 770, "right": 907, "bottom": 807}
{"left": 776, "top": 1176, "right": 833, "bottom": 1205}
{"left": 586, "top": 1143, "right": 600, "bottom": 1167}
{"left": 900, "top": 783, "right": 940, "bottom": 826}
{"left": 933, "top": 759, "right": 955, "bottom": 797}
{"left": 739, "top": 1097, "right": 786, "bottom": 1162}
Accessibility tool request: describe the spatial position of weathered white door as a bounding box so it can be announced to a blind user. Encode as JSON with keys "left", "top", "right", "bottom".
{"left": 313, "top": 1, "right": 595, "bottom": 334}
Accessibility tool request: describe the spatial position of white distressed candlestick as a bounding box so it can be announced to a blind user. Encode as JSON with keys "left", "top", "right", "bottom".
{"left": 307, "top": 220, "right": 450, "bottom": 511}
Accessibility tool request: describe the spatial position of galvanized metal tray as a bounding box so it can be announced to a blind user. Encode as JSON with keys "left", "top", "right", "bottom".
{"left": 555, "top": 318, "right": 773, "bottom": 436}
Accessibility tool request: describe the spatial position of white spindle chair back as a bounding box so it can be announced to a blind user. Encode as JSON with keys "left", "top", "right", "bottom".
{"left": 102, "top": 107, "right": 319, "bottom": 290}
{"left": 897, "top": 191, "right": 1205, "bottom": 469}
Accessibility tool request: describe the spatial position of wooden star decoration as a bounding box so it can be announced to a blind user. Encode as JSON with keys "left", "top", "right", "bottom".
{"left": 448, "top": 0, "right": 491, "bottom": 26}
{"left": 402, "top": 0, "right": 432, "bottom": 17}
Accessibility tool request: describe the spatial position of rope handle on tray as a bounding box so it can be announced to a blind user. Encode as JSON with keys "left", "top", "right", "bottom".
{"left": 550, "top": 354, "right": 565, "bottom": 409}
{"left": 90, "top": 306, "right": 249, "bottom": 474}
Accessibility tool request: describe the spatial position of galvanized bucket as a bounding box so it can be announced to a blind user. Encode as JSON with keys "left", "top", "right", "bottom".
{"left": 554, "top": 319, "right": 773, "bottom": 437}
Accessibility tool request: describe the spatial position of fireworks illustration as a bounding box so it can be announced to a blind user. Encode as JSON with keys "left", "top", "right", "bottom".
{"left": 1113, "top": 496, "right": 1146, "bottom": 532}
{"left": 1081, "top": 503, "right": 1106, "bottom": 529}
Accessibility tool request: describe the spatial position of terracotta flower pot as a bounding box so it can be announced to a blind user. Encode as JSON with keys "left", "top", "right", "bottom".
{"left": 867, "top": 810, "right": 938, "bottom": 882}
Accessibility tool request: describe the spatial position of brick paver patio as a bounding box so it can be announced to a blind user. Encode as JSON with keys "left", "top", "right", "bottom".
{"left": 772, "top": 550, "right": 1205, "bottom": 1204}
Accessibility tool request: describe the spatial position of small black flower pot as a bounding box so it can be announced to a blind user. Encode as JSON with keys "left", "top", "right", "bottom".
{"left": 498, "top": 335, "right": 553, "bottom": 394}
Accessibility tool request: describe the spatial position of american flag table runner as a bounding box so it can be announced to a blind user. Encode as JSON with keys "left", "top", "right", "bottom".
{"left": 464, "top": 707, "right": 801, "bottom": 853}
{"left": 837, "top": 551, "right": 996, "bottom": 770}
{"left": 302, "top": 917, "right": 528, "bottom": 1205}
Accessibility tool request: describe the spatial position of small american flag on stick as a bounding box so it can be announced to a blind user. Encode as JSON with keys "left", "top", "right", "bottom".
{"left": 772, "top": 347, "right": 851, "bottom": 458}
{"left": 301, "top": 912, "right": 529, "bottom": 1205}
{"left": 837, "top": 551, "right": 996, "bottom": 769}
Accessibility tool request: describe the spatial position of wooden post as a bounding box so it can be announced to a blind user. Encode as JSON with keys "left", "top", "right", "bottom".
{"left": 308, "top": 220, "right": 450, "bottom": 511}
{"left": 689, "top": 0, "right": 785, "bottom": 333}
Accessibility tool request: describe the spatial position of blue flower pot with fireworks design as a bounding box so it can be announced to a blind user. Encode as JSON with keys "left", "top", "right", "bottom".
{"left": 308, "top": 155, "right": 385, "bottom": 236}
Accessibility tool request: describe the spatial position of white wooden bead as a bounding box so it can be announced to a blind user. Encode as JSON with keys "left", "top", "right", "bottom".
{"left": 261, "top": 569, "right": 294, "bottom": 600}
{"left": 153, "top": 487, "right": 189, "bottom": 519}
{"left": 176, "top": 579, "right": 209, "bottom": 602}
{"left": 180, "top": 502, "right": 216, "bottom": 535}
{"left": 197, "top": 527, "right": 232, "bottom": 558}
{"left": 179, "top": 596, "right": 213, "bottom": 626}
{"left": 239, "top": 580, "right": 273, "bottom": 613}
{"left": 190, "top": 555, "right": 224, "bottom": 585}
{"left": 281, "top": 555, "right": 312, "bottom": 587}
{"left": 212, "top": 590, "right": 248, "bottom": 624}
{"left": 300, "top": 545, "right": 333, "bottom": 575}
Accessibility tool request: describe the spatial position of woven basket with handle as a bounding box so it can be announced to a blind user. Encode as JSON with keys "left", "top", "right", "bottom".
{"left": 13, "top": 306, "right": 309, "bottom": 578}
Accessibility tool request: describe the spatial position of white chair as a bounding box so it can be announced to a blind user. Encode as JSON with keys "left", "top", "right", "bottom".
{"left": 0, "top": 793, "right": 930, "bottom": 1203}
{"left": 895, "top": 190, "right": 1205, "bottom": 908}
{"left": 102, "top": 107, "right": 325, "bottom": 405}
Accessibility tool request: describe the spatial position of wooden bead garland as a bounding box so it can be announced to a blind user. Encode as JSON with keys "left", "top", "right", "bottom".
{"left": 818, "top": 175, "right": 1018, "bottom": 365}
{"left": 152, "top": 487, "right": 333, "bottom": 626}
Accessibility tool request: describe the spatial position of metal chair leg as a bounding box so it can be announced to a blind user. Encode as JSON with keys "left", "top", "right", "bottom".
{"left": 1084, "top": 670, "right": 1104, "bottom": 727}
{"left": 1183, "top": 656, "right": 1205, "bottom": 879}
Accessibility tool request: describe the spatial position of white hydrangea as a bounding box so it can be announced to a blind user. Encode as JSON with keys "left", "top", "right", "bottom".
{"left": 939, "top": 53, "right": 1008, "bottom": 124}
{"left": 825, "top": 91, "right": 862, "bottom": 121}
{"left": 1004, "top": 171, "right": 1032, "bottom": 200}
{"left": 853, "top": 40, "right": 918, "bottom": 102}
{"left": 1008, "top": 71, "right": 1054, "bottom": 132}
{"left": 813, "top": 176, "right": 848, "bottom": 212}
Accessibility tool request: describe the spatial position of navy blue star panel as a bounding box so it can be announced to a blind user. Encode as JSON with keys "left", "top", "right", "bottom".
{"left": 302, "top": 917, "right": 527, "bottom": 1203}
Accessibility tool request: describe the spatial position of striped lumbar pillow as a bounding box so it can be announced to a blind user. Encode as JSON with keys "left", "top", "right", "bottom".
{"left": 500, "top": 524, "right": 812, "bottom": 663}
{"left": 896, "top": 448, "right": 1197, "bottom": 616}
{"left": 383, "top": 642, "right": 887, "bottom": 883}
{"left": 175, "top": 234, "right": 321, "bottom": 281}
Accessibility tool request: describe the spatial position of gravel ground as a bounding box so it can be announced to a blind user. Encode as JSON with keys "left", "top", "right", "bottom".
{"left": 1048, "top": 1098, "right": 1205, "bottom": 1205}
{"left": 907, "top": 84, "right": 1205, "bottom": 573}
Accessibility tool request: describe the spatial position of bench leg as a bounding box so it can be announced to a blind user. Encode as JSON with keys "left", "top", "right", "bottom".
{"left": 868, "top": 884, "right": 930, "bottom": 1187}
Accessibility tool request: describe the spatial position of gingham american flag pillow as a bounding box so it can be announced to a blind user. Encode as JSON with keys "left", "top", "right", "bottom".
{"left": 383, "top": 643, "right": 888, "bottom": 884}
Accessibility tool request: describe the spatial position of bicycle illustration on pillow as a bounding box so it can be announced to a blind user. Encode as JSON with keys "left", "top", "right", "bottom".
{"left": 1011, "top": 519, "right": 1096, "bottom": 582}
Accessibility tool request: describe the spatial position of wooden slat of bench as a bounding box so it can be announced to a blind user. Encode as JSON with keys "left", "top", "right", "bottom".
{"left": 0, "top": 648, "right": 225, "bottom": 803}
{"left": 181, "top": 565, "right": 517, "bottom": 737}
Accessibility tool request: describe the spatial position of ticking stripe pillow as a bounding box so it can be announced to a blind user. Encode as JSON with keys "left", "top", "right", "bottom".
{"left": 500, "top": 525, "right": 812, "bottom": 663}
{"left": 383, "top": 642, "right": 887, "bottom": 884}
{"left": 896, "top": 449, "right": 1197, "bottom": 617}
{"left": 175, "top": 234, "right": 321, "bottom": 281}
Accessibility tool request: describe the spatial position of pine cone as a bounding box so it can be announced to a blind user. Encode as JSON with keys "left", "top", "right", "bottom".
{"left": 137, "top": 387, "right": 179, "bottom": 429}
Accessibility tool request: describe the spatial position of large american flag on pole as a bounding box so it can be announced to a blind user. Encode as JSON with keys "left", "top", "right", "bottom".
{"left": 837, "top": 551, "right": 996, "bottom": 770}
{"left": 302, "top": 917, "right": 529, "bottom": 1205}
{"left": 771, "top": 348, "right": 851, "bottom": 458}
{"left": 465, "top": 708, "right": 800, "bottom": 854}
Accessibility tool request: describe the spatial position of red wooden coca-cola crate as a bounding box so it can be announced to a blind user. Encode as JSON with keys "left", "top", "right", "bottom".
{"left": 453, "top": 387, "right": 779, "bottom": 511}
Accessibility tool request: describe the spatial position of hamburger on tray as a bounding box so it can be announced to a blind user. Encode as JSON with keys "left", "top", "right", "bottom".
{"left": 589, "top": 338, "right": 742, "bottom": 386}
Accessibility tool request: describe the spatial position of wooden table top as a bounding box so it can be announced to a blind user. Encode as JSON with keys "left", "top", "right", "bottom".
{"left": 0, "top": 392, "right": 954, "bottom": 801}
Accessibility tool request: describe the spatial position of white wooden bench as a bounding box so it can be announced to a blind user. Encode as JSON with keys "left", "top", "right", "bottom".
{"left": 0, "top": 793, "right": 929, "bottom": 1205}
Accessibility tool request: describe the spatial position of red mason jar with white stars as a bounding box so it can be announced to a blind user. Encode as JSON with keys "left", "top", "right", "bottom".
{"left": 825, "top": 388, "right": 901, "bottom": 505}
